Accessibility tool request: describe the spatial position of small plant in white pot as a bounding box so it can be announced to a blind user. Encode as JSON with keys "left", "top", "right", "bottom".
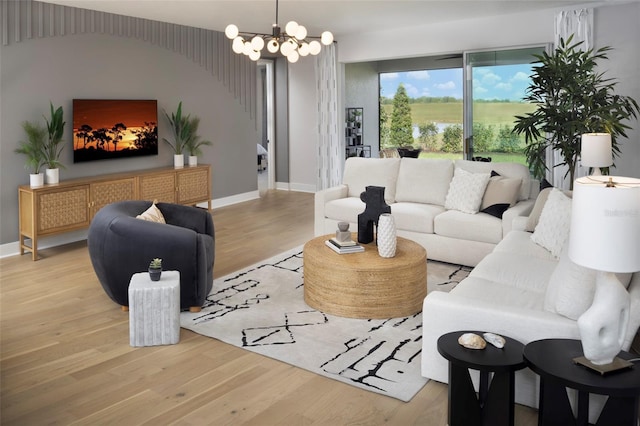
{"left": 15, "top": 121, "right": 47, "bottom": 187}
{"left": 184, "top": 116, "right": 212, "bottom": 166}
{"left": 42, "top": 102, "right": 66, "bottom": 184}
{"left": 148, "top": 258, "right": 162, "bottom": 281}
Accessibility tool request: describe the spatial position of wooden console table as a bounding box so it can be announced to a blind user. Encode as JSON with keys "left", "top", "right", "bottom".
{"left": 18, "top": 164, "right": 211, "bottom": 260}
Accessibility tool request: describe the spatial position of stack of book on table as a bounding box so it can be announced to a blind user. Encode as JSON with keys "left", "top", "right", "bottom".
{"left": 325, "top": 238, "right": 365, "bottom": 254}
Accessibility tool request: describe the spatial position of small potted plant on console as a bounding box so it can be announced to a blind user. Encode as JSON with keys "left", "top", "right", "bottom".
{"left": 15, "top": 121, "right": 47, "bottom": 187}
{"left": 42, "top": 102, "right": 66, "bottom": 184}
{"left": 148, "top": 258, "right": 162, "bottom": 281}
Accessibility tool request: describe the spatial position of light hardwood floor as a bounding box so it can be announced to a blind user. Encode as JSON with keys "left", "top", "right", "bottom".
{"left": 1, "top": 190, "right": 538, "bottom": 425}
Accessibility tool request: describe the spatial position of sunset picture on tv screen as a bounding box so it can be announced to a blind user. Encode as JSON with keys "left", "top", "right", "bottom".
{"left": 73, "top": 99, "right": 158, "bottom": 163}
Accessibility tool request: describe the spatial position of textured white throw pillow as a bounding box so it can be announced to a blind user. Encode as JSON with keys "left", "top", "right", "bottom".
{"left": 544, "top": 246, "right": 597, "bottom": 319}
{"left": 444, "top": 168, "right": 491, "bottom": 214}
{"left": 544, "top": 245, "right": 634, "bottom": 320}
{"left": 531, "top": 188, "right": 572, "bottom": 258}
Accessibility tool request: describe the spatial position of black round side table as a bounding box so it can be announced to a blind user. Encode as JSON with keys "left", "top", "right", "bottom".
{"left": 524, "top": 338, "right": 640, "bottom": 426}
{"left": 437, "top": 331, "right": 526, "bottom": 426}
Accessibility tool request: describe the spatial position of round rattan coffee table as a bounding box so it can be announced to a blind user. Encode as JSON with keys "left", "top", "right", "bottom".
{"left": 303, "top": 234, "right": 427, "bottom": 319}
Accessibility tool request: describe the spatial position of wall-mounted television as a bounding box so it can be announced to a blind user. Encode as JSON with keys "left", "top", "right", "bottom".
{"left": 73, "top": 99, "right": 158, "bottom": 163}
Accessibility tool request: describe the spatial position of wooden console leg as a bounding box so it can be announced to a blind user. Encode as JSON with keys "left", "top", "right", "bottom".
{"left": 189, "top": 306, "right": 202, "bottom": 313}
{"left": 121, "top": 305, "right": 129, "bottom": 312}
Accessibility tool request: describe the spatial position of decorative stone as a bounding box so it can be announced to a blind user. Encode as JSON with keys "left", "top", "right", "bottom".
{"left": 336, "top": 221, "right": 352, "bottom": 243}
{"left": 458, "top": 333, "right": 486, "bottom": 349}
{"left": 483, "top": 332, "right": 506, "bottom": 349}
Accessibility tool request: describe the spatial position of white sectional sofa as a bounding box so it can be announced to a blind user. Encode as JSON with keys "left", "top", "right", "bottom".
{"left": 421, "top": 187, "right": 640, "bottom": 421}
{"left": 314, "top": 157, "right": 538, "bottom": 267}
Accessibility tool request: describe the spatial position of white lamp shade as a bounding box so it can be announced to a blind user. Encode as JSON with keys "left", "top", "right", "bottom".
{"left": 568, "top": 176, "right": 640, "bottom": 273}
{"left": 581, "top": 133, "right": 612, "bottom": 168}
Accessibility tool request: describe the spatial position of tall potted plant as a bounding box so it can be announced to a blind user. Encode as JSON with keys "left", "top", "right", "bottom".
{"left": 43, "top": 102, "right": 66, "bottom": 184}
{"left": 184, "top": 116, "right": 212, "bottom": 166}
{"left": 15, "top": 121, "right": 47, "bottom": 187}
{"left": 513, "top": 35, "right": 639, "bottom": 188}
{"left": 163, "top": 101, "right": 191, "bottom": 168}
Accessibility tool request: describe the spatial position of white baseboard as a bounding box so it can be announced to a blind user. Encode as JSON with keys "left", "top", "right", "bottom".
{"left": 288, "top": 182, "right": 317, "bottom": 193}
{"left": 276, "top": 182, "right": 317, "bottom": 193}
{"left": 210, "top": 190, "right": 260, "bottom": 209}
{"left": 0, "top": 229, "right": 89, "bottom": 259}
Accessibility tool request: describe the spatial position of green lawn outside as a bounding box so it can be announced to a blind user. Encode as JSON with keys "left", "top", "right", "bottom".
{"left": 381, "top": 101, "right": 536, "bottom": 160}
{"left": 381, "top": 101, "right": 536, "bottom": 126}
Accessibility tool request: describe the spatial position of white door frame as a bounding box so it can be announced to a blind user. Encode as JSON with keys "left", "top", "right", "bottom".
{"left": 259, "top": 59, "right": 276, "bottom": 190}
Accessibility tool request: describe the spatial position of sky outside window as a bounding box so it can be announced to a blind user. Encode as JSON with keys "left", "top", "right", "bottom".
{"left": 380, "top": 65, "right": 533, "bottom": 101}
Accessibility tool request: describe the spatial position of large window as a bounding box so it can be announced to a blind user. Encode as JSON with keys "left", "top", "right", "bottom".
{"left": 380, "top": 68, "right": 463, "bottom": 159}
{"left": 378, "top": 46, "right": 546, "bottom": 164}
{"left": 464, "top": 46, "right": 546, "bottom": 164}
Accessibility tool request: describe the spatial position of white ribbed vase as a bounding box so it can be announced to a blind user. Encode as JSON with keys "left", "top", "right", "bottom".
{"left": 377, "top": 213, "right": 397, "bottom": 258}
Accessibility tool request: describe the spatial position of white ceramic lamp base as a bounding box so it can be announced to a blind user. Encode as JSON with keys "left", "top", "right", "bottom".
{"left": 576, "top": 271, "right": 630, "bottom": 368}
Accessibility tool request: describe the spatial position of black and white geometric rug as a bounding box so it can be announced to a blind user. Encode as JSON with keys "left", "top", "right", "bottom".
{"left": 180, "top": 246, "right": 471, "bottom": 402}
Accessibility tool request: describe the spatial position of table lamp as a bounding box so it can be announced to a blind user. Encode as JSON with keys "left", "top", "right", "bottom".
{"left": 581, "top": 133, "right": 613, "bottom": 176}
{"left": 568, "top": 175, "right": 640, "bottom": 373}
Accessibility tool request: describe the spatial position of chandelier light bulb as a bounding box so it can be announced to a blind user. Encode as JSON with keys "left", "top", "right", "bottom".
{"left": 280, "top": 40, "right": 293, "bottom": 56}
{"left": 267, "top": 39, "right": 279, "bottom": 53}
{"left": 242, "top": 41, "right": 253, "bottom": 55}
{"left": 251, "top": 36, "right": 265, "bottom": 51}
{"left": 295, "top": 25, "right": 307, "bottom": 41}
{"left": 298, "top": 42, "right": 310, "bottom": 56}
{"left": 321, "top": 31, "right": 334, "bottom": 45}
{"left": 249, "top": 50, "right": 261, "bottom": 61}
{"left": 287, "top": 50, "right": 299, "bottom": 63}
{"left": 285, "top": 21, "right": 299, "bottom": 36}
{"left": 225, "top": 24, "right": 238, "bottom": 39}
{"left": 309, "top": 40, "right": 321, "bottom": 55}
{"left": 232, "top": 37, "right": 245, "bottom": 54}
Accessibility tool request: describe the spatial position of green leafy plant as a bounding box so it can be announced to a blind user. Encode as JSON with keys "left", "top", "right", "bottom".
{"left": 513, "top": 35, "right": 639, "bottom": 187}
{"left": 43, "top": 102, "right": 66, "bottom": 169}
{"left": 149, "top": 258, "right": 162, "bottom": 269}
{"left": 162, "top": 101, "right": 210, "bottom": 156}
{"left": 183, "top": 116, "right": 212, "bottom": 157}
{"left": 162, "top": 101, "right": 189, "bottom": 154}
{"left": 15, "top": 121, "right": 47, "bottom": 174}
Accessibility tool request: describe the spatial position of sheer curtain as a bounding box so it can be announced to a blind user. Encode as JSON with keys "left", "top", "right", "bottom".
{"left": 315, "top": 43, "right": 342, "bottom": 190}
{"left": 551, "top": 9, "right": 593, "bottom": 188}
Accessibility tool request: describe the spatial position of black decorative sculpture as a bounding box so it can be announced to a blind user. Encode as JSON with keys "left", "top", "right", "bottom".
{"left": 358, "top": 186, "right": 391, "bottom": 244}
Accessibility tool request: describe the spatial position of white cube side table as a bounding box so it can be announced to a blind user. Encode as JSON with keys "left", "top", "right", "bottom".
{"left": 128, "top": 270, "right": 180, "bottom": 347}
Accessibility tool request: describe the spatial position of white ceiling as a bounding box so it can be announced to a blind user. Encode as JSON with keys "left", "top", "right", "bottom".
{"left": 40, "top": 0, "right": 620, "bottom": 39}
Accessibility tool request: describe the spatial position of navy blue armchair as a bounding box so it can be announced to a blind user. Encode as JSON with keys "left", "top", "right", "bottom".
{"left": 88, "top": 201, "right": 214, "bottom": 312}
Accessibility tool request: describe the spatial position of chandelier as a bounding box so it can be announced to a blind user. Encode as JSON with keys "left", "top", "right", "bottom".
{"left": 224, "top": 0, "right": 334, "bottom": 63}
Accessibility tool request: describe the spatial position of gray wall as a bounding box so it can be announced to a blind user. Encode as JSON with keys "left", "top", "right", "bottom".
{"left": 0, "top": 1, "right": 259, "bottom": 245}
{"left": 594, "top": 2, "right": 640, "bottom": 178}
{"left": 344, "top": 62, "right": 380, "bottom": 158}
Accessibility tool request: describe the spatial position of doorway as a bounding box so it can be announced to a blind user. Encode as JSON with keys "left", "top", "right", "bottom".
{"left": 258, "top": 59, "right": 276, "bottom": 195}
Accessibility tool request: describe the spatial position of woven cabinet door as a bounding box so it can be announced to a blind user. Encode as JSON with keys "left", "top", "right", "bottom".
{"left": 37, "top": 185, "right": 90, "bottom": 234}
{"left": 90, "top": 178, "right": 137, "bottom": 216}
{"left": 139, "top": 171, "right": 176, "bottom": 203}
{"left": 176, "top": 166, "right": 210, "bottom": 205}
